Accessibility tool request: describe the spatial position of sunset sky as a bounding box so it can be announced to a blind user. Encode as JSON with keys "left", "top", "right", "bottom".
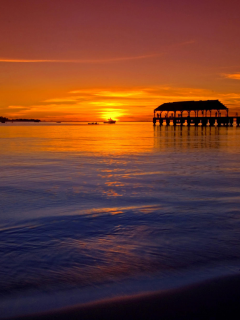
{"left": 1, "top": 0, "right": 240, "bottom": 121}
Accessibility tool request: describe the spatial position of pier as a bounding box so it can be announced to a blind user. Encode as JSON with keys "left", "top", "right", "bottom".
{"left": 153, "top": 100, "right": 240, "bottom": 126}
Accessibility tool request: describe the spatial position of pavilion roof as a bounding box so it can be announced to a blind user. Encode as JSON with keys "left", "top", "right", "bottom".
{"left": 154, "top": 100, "right": 227, "bottom": 112}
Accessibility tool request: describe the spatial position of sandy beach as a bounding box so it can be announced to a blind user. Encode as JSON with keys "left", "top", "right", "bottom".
{"left": 7, "top": 273, "right": 240, "bottom": 320}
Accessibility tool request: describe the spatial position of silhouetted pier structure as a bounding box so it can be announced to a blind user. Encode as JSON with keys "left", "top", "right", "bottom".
{"left": 153, "top": 100, "right": 240, "bottom": 127}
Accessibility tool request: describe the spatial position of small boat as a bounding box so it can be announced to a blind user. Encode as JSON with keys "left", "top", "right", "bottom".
{"left": 88, "top": 122, "right": 98, "bottom": 125}
{"left": 56, "top": 121, "right": 61, "bottom": 123}
{"left": 103, "top": 118, "right": 116, "bottom": 124}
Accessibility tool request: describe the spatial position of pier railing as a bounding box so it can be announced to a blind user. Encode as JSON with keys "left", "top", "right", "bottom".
{"left": 153, "top": 116, "right": 240, "bottom": 126}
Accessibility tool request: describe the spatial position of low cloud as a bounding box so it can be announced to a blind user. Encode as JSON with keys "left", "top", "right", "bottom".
{"left": 222, "top": 73, "right": 240, "bottom": 80}
{"left": 8, "top": 105, "right": 32, "bottom": 111}
{"left": 90, "top": 102, "right": 126, "bottom": 107}
{"left": 43, "top": 98, "right": 78, "bottom": 103}
{"left": 0, "top": 54, "right": 160, "bottom": 64}
{"left": 0, "top": 40, "right": 195, "bottom": 65}
{"left": 93, "top": 91, "right": 144, "bottom": 98}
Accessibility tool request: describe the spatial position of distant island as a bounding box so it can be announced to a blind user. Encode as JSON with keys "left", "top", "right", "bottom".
{"left": 0, "top": 116, "right": 41, "bottom": 123}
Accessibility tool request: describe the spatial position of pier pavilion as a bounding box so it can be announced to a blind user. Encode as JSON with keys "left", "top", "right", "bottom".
{"left": 153, "top": 100, "right": 240, "bottom": 126}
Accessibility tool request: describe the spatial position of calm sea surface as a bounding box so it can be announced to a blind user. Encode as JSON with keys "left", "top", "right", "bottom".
{"left": 1, "top": 122, "right": 240, "bottom": 317}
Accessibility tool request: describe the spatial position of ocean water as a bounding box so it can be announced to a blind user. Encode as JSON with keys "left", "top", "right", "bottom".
{"left": 1, "top": 122, "right": 240, "bottom": 317}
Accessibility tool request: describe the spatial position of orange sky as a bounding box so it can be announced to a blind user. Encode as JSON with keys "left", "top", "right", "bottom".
{"left": 1, "top": 0, "right": 240, "bottom": 121}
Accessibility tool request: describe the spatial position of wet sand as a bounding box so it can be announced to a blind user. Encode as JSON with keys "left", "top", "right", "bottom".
{"left": 7, "top": 273, "right": 240, "bottom": 320}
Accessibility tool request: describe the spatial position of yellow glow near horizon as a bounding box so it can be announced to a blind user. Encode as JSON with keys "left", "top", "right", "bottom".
{"left": 99, "top": 108, "right": 127, "bottom": 121}
{"left": 2, "top": 86, "right": 240, "bottom": 121}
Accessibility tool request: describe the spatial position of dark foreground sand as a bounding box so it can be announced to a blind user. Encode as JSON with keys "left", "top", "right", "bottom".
{"left": 7, "top": 274, "right": 240, "bottom": 320}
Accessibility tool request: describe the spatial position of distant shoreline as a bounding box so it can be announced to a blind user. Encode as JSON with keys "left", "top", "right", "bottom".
{"left": 0, "top": 117, "right": 40, "bottom": 123}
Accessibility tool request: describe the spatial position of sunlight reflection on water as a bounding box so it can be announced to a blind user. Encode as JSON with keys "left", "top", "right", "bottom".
{"left": 0, "top": 122, "right": 240, "bottom": 307}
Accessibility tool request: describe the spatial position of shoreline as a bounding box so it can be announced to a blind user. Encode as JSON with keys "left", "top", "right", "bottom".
{"left": 5, "top": 273, "right": 240, "bottom": 320}
{"left": 1, "top": 262, "right": 240, "bottom": 319}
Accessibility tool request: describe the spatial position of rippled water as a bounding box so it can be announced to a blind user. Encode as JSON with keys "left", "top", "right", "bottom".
{"left": 1, "top": 122, "right": 240, "bottom": 317}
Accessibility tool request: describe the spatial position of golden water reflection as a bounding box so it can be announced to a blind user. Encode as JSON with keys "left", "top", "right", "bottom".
{"left": 153, "top": 125, "right": 240, "bottom": 153}
{"left": 0, "top": 122, "right": 239, "bottom": 156}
